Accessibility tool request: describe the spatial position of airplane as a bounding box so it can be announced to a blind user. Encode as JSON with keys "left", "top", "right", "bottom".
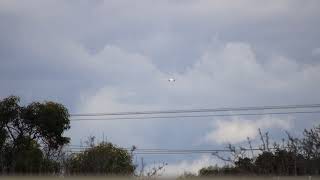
{"left": 168, "top": 78, "right": 176, "bottom": 82}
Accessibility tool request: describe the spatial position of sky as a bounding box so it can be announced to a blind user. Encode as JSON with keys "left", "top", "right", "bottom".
{"left": 1, "top": 0, "right": 320, "bottom": 176}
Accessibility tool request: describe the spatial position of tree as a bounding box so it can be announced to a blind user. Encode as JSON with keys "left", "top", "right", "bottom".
{"left": 199, "top": 165, "right": 220, "bottom": 176}
{"left": 254, "top": 151, "right": 275, "bottom": 175}
{"left": 198, "top": 126, "right": 320, "bottom": 177}
{"left": 177, "top": 171, "right": 197, "bottom": 179}
{"left": 301, "top": 124, "right": 320, "bottom": 160}
{"left": 66, "top": 142, "right": 135, "bottom": 175}
{"left": 199, "top": 165, "right": 239, "bottom": 176}
{"left": 300, "top": 125, "right": 320, "bottom": 175}
{"left": 0, "top": 96, "right": 70, "bottom": 174}
{"left": 235, "top": 157, "right": 255, "bottom": 174}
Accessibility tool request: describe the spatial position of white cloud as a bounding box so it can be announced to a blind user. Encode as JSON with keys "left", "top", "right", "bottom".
{"left": 161, "top": 155, "right": 218, "bottom": 177}
{"left": 1, "top": 0, "right": 320, "bottom": 163}
{"left": 205, "top": 117, "right": 293, "bottom": 144}
{"left": 72, "top": 41, "right": 320, "bottom": 148}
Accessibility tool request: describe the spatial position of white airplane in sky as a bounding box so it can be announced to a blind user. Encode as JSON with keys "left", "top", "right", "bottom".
{"left": 168, "top": 78, "right": 176, "bottom": 82}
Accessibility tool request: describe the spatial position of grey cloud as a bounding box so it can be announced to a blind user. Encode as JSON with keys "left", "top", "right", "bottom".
{"left": 1, "top": 0, "right": 320, "bottom": 171}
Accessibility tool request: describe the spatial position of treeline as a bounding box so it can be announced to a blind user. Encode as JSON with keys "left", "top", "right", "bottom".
{"left": 0, "top": 96, "right": 68, "bottom": 174}
{"left": 198, "top": 126, "right": 320, "bottom": 177}
{"left": 1, "top": 96, "right": 320, "bottom": 176}
{"left": 0, "top": 96, "right": 135, "bottom": 175}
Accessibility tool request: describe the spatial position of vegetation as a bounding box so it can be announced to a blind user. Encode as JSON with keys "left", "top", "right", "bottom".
{"left": 65, "top": 142, "right": 135, "bottom": 176}
{"left": 198, "top": 125, "right": 320, "bottom": 177}
{"left": 0, "top": 95, "right": 319, "bottom": 177}
{"left": 0, "top": 96, "right": 70, "bottom": 174}
{"left": 0, "top": 96, "right": 136, "bottom": 176}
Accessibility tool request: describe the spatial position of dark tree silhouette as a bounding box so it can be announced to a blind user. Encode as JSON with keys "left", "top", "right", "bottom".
{"left": 199, "top": 125, "right": 320, "bottom": 177}
{"left": 66, "top": 142, "right": 135, "bottom": 175}
{"left": 0, "top": 96, "right": 70, "bottom": 174}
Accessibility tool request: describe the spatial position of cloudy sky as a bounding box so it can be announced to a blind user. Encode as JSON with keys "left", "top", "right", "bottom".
{"left": 1, "top": 0, "right": 320, "bottom": 176}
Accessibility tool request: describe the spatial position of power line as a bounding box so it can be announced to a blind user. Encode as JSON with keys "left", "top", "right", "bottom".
{"left": 66, "top": 146, "right": 283, "bottom": 155}
{"left": 70, "top": 110, "right": 320, "bottom": 121}
{"left": 70, "top": 104, "right": 320, "bottom": 117}
{"left": 67, "top": 149, "right": 280, "bottom": 155}
{"left": 68, "top": 147, "right": 232, "bottom": 152}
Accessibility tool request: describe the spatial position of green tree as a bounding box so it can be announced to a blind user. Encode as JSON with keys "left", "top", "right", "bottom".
{"left": 301, "top": 124, "right": 320, "bottom": 175}
{"left": 254, "top": 151, "right": 275, "bottom": 175}
{"left": 199, "top": 165, "right": 220, "bottom": 176}
{"left": 66, "top": 142, "right": 135, "bottom": 175}
{"left": 178, "top": 171, "right": 197, "bottom": 179}
{"left": 199, "top": 165, "right": 239, "bottom": 176}
{"left": 235, "top": 157, "right": 255, "bottom": 174}
{"left": 301, "top": 124, "right": 320, "bottom": 160}
{"left": 198, "top": 125, "right": 320, "bottom": 177}
{"left": 0, "top": 96, "right": 70, "bottom": 174}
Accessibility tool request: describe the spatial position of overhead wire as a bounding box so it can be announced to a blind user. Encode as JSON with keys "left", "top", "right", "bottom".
{"left": 66, "top": 146, "right": 283, "bottom": 155}
{"left": 70, "top": 104, "right": 320, "bottom": 117}
{"left": 65, "top": 104, "right": 320, "bottom": 155}
{"left": 70, "top": 110, "right": 320, "bottom": 121}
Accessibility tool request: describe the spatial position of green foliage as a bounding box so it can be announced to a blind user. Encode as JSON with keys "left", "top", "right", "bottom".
{"left": 5, "top": 137, "right": 43, "bottom": 173}
{"left": 301, "top": 124, "right": 320, "bottom": 160}
{"left": 1, "top": 136, "right": 60, "bottom": 174}
{"left": 255, "top": 151, "right": 275, "bottom": 174}
{"left": 0, "top": 96, "right": 70, "bottom": 174}
{"left": 199, "top": 165, "right": 239, "bottom": 176}
{"left": 199, "top": 125, "right": 320, "bottom": 177}
{"left": 66, "top": 142, "right": 136, "bottom": 175}
{"left": 177, "top": 172, "right": 197, "bottom": 179}
{"left": 22, "top": 101, "right": 70, "bottom": 149}
{"left": 235, "top": 157, "right": 254, "bottom": 174}
{"left": 199, "top": 165, "right": 220, "bottom": 176}
{"left": 1, "top": 95, "right": 319, "bottom": 177}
